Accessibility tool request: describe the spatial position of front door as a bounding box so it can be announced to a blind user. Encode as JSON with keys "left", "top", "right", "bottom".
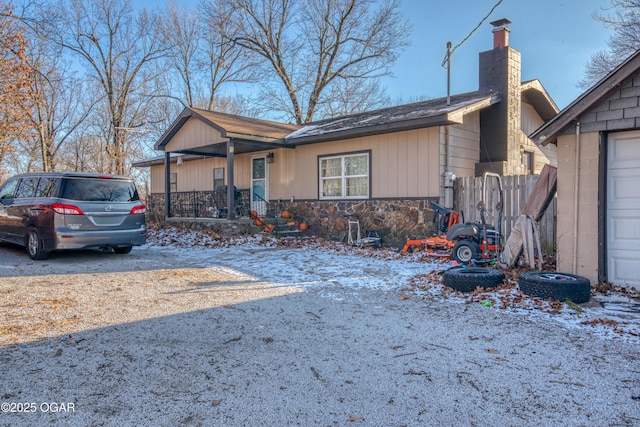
{"left": 251, "top": 156, "right": 267, "bottom": 216}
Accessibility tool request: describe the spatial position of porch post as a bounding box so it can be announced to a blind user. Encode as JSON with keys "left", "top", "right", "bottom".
{"left": 227, "top": 140, "right": 235, "bottom": 219}
{"left": 164, "top": 151, "right": 171, "bottom": 217}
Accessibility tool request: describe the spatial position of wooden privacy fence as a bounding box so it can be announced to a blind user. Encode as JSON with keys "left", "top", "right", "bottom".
{"left": 454, "top": 174, "right": 556, "bottom": 254}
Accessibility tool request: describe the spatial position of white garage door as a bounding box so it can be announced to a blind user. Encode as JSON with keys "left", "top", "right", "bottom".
{"left": 607, "top": 131, "right": 640, "bottom": 289}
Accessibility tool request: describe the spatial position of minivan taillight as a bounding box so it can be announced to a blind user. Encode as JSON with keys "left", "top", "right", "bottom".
{"left": 130, "top": 205, "right": 146, "bottom": 215}
{"left": 51, "top": 203, "right": 84, "bottom": 215}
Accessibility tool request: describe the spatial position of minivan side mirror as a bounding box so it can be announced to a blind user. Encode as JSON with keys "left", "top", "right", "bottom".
{"left": 0, "top": 195, "right": 13, "bottom": 205}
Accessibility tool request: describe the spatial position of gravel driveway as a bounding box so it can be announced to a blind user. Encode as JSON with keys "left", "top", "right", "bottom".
{"left": 0, "top": 233, "right": 639, "bottom": 426}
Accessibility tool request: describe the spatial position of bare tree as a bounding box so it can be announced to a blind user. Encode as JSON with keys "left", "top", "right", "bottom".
{"left": 160, "top": 0, "right": 258, "bottom": 112}
{"left": 199, "top": 0, "right": 260, "bottom": 111}
{"left": 57, "top": 128, "right": 109, "bottom": 173}
{"left": 18, "top": 36, "right": 94, "bottom": 172}
{"left": 0, "top": 2, "right": 32, "bottom": 176}
{"left": 161, "top": 1, "right": 201, "bottom": 108}
{"left": 318, "top": 78, "right": 390, "bottom": 119}
{"left": 580, "top": 0, "right": 640, "bottom": 89}
{"left": 219, "top": 0, "right": 409, "bottom": 124}
{"left": 26, "top": 0, "right": 170, "bottom": 175}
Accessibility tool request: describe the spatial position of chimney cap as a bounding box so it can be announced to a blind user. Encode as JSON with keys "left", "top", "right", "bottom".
{"left": 490, "top": 18, "right": 511, "bottom": 28}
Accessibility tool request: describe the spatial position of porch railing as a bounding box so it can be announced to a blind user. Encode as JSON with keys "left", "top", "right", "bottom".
{"left": 147, "top": 189, "right": 251, "bottom": 219}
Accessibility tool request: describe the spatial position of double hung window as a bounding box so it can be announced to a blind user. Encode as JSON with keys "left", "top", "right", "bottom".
{"left": 319, "top": 152, "right": 369, "bottom": 199}
{"left": 170, "top": 173, "right": 177, "bottom": 192}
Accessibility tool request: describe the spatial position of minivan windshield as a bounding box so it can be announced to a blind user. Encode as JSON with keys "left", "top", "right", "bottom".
{"left": 60, "top": 178, "right": 140, "bottom": 202}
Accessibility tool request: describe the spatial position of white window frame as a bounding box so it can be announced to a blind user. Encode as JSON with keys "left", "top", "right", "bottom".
{"left": 170, "top": 173, "right": 177, "bottom": 192}
{"left": 319, "top": 152, "right": 370, "bottom": 200}
{"left": 213, "top": 167, "right": 225, "bottom": 190}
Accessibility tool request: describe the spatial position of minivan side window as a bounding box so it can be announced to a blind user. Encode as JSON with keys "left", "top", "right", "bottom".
{"left": 0, "top": 178, "right": 19, "bottom": 202}
{"left": 35, "top": 177, "right": 61, "bottom": 197}
{"left": 15, "top": 178, "right": 39, "bottom": 198}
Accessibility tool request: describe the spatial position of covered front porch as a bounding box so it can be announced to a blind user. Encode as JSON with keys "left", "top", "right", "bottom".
{"left": 145, "top": 190, "right": 307, "bottom": 238}
{"left": 141, "top": 107, "right": 300, "bottom": 220}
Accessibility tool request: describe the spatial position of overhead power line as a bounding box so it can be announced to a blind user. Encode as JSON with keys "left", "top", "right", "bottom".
{"left": 442, "top": 0, "right": 505, "bottom": 67}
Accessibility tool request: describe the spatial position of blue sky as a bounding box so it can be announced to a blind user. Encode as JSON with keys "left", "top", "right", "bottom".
{"left": 144, "top": 0, "right": 615, "bottom": 111}
{"left": 385, "top": 0, "right": 614, "bottom": 109}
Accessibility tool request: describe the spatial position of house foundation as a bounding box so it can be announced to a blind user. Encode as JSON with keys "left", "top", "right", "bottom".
{"left": 147, "top": 193, "right": 440, "bottom": 247}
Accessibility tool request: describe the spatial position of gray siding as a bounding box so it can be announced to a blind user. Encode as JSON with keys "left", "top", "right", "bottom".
{"left": 564, "top": 75, "right": 640, "bottom": 133}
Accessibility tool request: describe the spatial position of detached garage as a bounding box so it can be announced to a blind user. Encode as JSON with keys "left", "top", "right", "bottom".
{"left": 532, "top": 50, "right": 640, "bottom": 290}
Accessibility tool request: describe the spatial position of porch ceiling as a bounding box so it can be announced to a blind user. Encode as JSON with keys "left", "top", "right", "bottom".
{"left": 170, "top": 138, "right": 294, "bottom": 157}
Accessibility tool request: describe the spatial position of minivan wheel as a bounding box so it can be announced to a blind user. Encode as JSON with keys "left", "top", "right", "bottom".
{"left": 114, "top": 246, "right": 133, "bottom": 254}
{"left": 26, "top": 228, "right": 49, "bottom": 260}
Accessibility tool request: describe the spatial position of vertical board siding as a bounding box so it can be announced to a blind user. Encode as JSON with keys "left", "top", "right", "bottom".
{"left": 443, "top": 112, "right": 481, "bottom": 180}
{"left": 150, "top": 124, "right": 467, "bottom": 201}
{"left": 154, "top": 128, "right": 442, "bottom": 201}
{"left": 278, "top": 128, "right": 439, "bottom": 199}
{"left": 521, "top": 103, "right": 544, "bottom": 135}
{"left": 455, "top": 174, "right": 556, "bottom": 252}
{"left": 149, "top": 156, "right": 252, "bottom": 193}
{"left": 164, "top": 118, "right": 228, "bottom": 152}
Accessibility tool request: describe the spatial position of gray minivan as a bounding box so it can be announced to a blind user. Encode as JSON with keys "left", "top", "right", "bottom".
{"left": 0, "top": 172, "right": 146, "bottom": 259}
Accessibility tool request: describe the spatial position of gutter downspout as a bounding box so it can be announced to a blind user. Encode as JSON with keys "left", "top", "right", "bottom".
{"left": 444, "top": 125, "right": 455, "bottom": 209}
{"left": 572, "top": 122, "right": 581, "bottom": 275}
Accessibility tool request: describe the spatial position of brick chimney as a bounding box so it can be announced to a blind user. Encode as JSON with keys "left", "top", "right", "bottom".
{"left": 476, "top": 18, "right": 522, "bottom": 176}
{"left": 492, "top": 18, "right": 511, "bottom": 49}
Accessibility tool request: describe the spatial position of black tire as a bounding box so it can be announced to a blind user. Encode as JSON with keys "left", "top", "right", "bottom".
{"left": 114, "top": 246, "right": 133, "bottom": 254}
{"left": 518, "top": 271, "right": 591, "bottom": 303}
{"left": 25, "top": 228, "right": 49, "bottom": 260}
{"left": 452, "top": 240, "right": 481, "bottom": 263}
{"left": 443, "top": 267, "right": 505, "bottom": 292}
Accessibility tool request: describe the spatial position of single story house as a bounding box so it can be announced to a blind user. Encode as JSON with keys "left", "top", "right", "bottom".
{"left": 532, "top": 49, "right": 640, "bottom": 290}
{"left": 134, "top": 19, "right": 558, "bottom": 245}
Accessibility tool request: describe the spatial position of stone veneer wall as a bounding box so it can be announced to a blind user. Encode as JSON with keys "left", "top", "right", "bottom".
{"left": 148, "top": 193, "right": 440, "bottom": 247}
{"left": 271, "top": 199, "right": 439, "bottom": 247}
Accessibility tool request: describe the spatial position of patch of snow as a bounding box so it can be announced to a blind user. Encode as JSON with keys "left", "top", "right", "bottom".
{"left": 145, "top": 225, "right": 640, "bottom": 344}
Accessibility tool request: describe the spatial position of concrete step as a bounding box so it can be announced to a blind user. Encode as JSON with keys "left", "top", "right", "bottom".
{"left": 250, "top": 218, "right": 308, "bottom": 236}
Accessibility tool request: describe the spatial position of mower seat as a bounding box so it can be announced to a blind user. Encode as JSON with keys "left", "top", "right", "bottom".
{"left": 446, "top": 223, "right": 478, "bottom": 240}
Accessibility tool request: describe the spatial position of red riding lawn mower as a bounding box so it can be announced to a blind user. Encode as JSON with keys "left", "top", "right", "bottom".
{"left": 401, "top": 173, "right": 505, "bottom": 264}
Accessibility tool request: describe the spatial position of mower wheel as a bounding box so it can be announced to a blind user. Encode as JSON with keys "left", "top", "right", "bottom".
{"left": 452, "top": 240, "right": 481, "bottom": 263}
{"left": 518, "top": 272, "right": 591, "bottom": 303}
{"left": 443, "top": 267, "right": 505, "bottom": 292}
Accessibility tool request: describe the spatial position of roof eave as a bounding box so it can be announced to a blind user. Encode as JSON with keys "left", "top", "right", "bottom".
{"left": 286, "top": 95, "right": 499, "bottom": 145}
{"left": 132, "top": 152, "right": 185, "bottom": 168}
{"left": 286, "top": 114, "right": 455, "bottom": 145}
{"left": 225, "top": 132, "right": 280, "bottom": 143}
{"left": 448, "top": 95, "right": 500, "bottom": 122}
{"left": 154, "top": 108, "right": 229, "bottom": 151}
{"left": 521, "top": 80, "right": 559, "bottom": 121}
{"left": 531, "top": 49, "right": 640, "bottom": 146}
